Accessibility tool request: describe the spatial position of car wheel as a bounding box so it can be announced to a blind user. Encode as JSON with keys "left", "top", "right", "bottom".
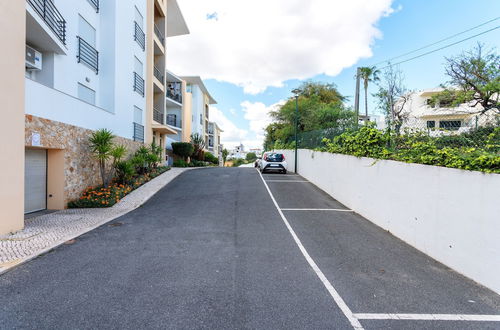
{"left": 282, "top": 169, "right": 287, "bottom": 174}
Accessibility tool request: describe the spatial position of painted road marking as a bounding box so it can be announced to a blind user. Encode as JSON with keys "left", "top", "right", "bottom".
{"left": 258, "top": 169, "right": 500, "bottom": 327}
{"left": 258, "top": 170, "right": 364, "bottom": 330}
{"left": 281, "top": 208, "right": 354, "bottom": 212}
{"left": 354, "top": 313, "right": 500, "bottom": 322}
{"left": 265, "top": 180, "right": 309, "bottom": 182}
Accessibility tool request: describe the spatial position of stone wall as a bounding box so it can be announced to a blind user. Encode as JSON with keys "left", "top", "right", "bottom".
{"left": 25, "top": 115, "right": 143, "bottom": 206}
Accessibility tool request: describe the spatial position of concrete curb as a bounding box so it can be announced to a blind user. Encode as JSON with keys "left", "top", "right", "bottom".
{"left": 0, "top": 167, "right": 192, "bottom": 276}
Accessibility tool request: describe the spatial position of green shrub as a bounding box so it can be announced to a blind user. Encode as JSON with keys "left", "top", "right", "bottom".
{"left": 204, "top": 152, "right": 219, "bottom": 165}
{"left": 172, "top": 142, "right": 194, "bottom": 160}
{"left": 173, "top": 159, "right": 188, "bottom": 167}
{"left": 321, "top": 126, "right": 500, "bottom": 173}
{"left": 114, "top": 160, "right": 136, "bottom": 184}
{"left": 189, "top": 160, "right": 209, "bottom": 167}
{"left": 231, "top": 158, "right": 246, "bottom": 167}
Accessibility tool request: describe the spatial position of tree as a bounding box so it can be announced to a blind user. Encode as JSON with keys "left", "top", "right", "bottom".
{"left": 89, "top": 129, "right": 115, "bottom": 188}
{"left": 190, "top": 133, "right": 206, "bottom": 160}
{"left": 374, "top": 64, "right": 409, "bottom": 134}
{"left": 222, "top": 148, "right": 229, "bottom": 165}
{"left": 437, "top": 43, "right": 499, "bottom": 114}
{"left": 246, "top": 152, "right": 257, "bottom": 162}
{"left": 359, "top": 66, "right": 380, "bottom": 122}
{"left": 172, "top": 142, "right": 194, "bottom": 161}
{"left": 264, "top": 81, "right": 355, "bottom": 148}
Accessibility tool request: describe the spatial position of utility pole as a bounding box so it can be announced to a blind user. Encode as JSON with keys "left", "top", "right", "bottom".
{"left": 292, "top": 89, "right": 301, "bottom": 174}
{"left": 354, "top": 67, "right": 361, "bottom": 127}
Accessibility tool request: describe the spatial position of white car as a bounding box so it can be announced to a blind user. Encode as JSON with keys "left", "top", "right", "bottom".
{"left": 259, "top": 152, "right": 288, "bottom": 174}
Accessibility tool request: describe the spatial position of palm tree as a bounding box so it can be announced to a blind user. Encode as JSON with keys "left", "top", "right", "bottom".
{"left": 89, "top": 129, "right": 115, "bottom": 187}
{"left": 359, "top": 66, "right": 380, "bottom": 123}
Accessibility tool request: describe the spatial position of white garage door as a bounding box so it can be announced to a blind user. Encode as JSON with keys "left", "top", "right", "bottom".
{"left": 25, "top": 149, "right": 47, "bottom": 214}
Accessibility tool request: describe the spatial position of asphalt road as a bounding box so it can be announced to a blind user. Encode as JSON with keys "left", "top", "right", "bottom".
{"left": 0, "top": 168, "right": 499, "bottom": 329}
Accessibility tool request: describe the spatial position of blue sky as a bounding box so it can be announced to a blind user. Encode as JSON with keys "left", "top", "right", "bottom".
{"left": 170, "top": 0, "right": 500, "bottom": 149}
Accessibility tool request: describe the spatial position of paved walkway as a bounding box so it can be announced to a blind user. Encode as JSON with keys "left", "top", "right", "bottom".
{"left": 0, "top": 168, "right": 498, "bottom": 329}
{"left": 0, "top": 167, "right": 190, "bottom": 273}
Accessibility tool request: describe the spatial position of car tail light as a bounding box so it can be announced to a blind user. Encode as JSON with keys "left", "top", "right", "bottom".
{"left": 264, "top": 155, "right": 268, "bottom": 161}
{"left": 282, "top": 155, "right": 285, "bottom": 160}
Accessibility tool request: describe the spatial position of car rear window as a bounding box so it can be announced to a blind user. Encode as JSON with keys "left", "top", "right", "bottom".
{"left": 266, "top": 153, "right": 284, "bottom": 162}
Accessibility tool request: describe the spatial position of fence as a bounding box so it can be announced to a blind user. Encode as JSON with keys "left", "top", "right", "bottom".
{"left": 284, "top": 112, "right": 500, "bottom": 151}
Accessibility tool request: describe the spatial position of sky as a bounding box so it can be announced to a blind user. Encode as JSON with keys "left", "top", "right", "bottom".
{"left": 168, "top": 0, "right": 500, "bottom": 150}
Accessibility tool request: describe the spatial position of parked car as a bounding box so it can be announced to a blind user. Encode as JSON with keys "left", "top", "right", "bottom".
{"left": 259, "top": 152, "right": 287, "bottom": 174}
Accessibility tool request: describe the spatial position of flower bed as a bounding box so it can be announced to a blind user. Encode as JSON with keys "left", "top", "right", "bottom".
{"left": 68, "top": 166, "right": 170, "bottom": 208}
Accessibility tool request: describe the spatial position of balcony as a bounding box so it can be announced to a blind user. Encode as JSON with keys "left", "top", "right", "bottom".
{"left": 77, "top": 37, "right": 98, "bottom": 74}
{"left": 166, "top": 82, "right": 182, "bottom": 104}
{"left": 134, "top": 22, "right": 145, "bottom": 51}
{"left": 87, "top": 0, "right": 99, "bottom": 13}
{"left": 133, "top": 123, "right": 144, "bottom": 142}
{"left": 133, "top": 72, "right": 145, "bottom": 97}
{"left": 154, "top": 23, "right": 165, "bottom": 46}
{"left": 166, "top": 114, "right": 182, "bottom": 129}
{"left": 154, "top": 66, "right": 164, "bottom": 84}
{"left": 27, "top": 0, "right": 66, "bottom": 45}
{"left": 153, "top": 107, "right": 164, "bottom": 125}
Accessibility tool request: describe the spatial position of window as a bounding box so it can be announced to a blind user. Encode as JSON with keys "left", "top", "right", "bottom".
{"left": 134, "top": 57, "right": 143, "bottom": 77}
{"left": 79, "top": 15, "right": 96, "bottom": 47}
{"left": 200, "top": 114, "right": 203, "bottom": 125}
{"left": 78, "top": 83, "right": 96, "bottom": 105}
{"left": 439, "top": 120, "right": 461, "bottom": 131}
{"left": 426, "top": 121, "right": 435, "bottom": 129}
{"left": 134, "top": 106, "right": 143, "bottom": 124}
{"left": 186, "top": 84, "right": 192, "bottom": 93}
{"left": 135, "top": 7, "right": 143, "bottom": 28}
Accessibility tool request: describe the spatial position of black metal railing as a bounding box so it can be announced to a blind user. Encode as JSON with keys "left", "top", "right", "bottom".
{"left": 133, "top": 72, "right": 145, "bottom": 96}
{"left": 27, "top": 0, "right": 67, "bottom": 44}
{"left": 166, "top": 82, "right": 182, "bottom": 103}
{"left": 134, "top": 21, "right": 145, "bottom": 51}
{"left": 153, "top": 108, "right": 164, "bottom": 124}
{"left": 167, "top": 114, "right": 178, "bottom": 127}
{"left": 133, "top": 123, "right": 144, "bottom": 142}
{"left": 87, "top": 0, "right": 99, "bottom": 12}
{"left": 154, "top": 66, "right": 164, "bottom": 84}
{"left": 154, "top": 23, "right": 165, "bottom": 45}
{"left": 77, "top": 36, "right": 99, "bottom": 73}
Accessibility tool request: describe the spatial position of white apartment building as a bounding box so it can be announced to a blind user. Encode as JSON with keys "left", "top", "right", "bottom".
{"left": 207, "top": 121, "right": 223, "bottom": 158}
{"left": 182, "top": 76, "right": 217, "bottom": 149}
{"left": 17, "top": 0, "right": 188, "bottom": 224}
{"left": 397, "top": 88, "right": 498, "bottom": 134}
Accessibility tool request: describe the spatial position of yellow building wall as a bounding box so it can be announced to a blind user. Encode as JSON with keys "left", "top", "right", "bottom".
{"left": 0, "top": 1, "right": 25, "bottom": 234}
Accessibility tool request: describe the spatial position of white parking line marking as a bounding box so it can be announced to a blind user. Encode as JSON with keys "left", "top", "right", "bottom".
{"left": 354, "top": 313, "right": 500, "bottom": 322}
{"left": 265, "top": 180, "right": 309, "bottom": 182}
{"left": 258, "top": 170, "right": 364, "bottom": 330}
{"left": 281, "top": 208, "right": 354, "bottom": 212}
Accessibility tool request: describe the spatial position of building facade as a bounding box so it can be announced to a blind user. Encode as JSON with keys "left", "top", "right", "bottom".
{"left": 207, "top": 122, "right": 223, "bottom": 159}
{"left": 397, "top": 88, "right": 499, "bottom": 134}
{"left": 0, "top": 0, "right": 189, "bottom": 235}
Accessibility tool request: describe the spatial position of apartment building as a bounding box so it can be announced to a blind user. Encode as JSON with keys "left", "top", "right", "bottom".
{"left": 181, "top": 76, "right": 217, "bottom": 150}
{"left": 397, "top": 88, "right": 499, "bottom": 135}
{"left": 0, "top": 0, "right": 188, "bottom": 235}
{"left": 207, "top": 122, "right": 223, "bottom": 159}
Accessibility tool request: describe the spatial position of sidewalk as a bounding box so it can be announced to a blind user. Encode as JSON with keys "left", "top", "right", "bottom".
{"left": 0, "top": 167, "right": 190, "bottom": 274}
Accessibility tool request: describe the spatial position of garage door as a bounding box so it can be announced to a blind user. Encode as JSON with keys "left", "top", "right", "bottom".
{"left": 25, "top": 149, "right": 47, "bottom": 214}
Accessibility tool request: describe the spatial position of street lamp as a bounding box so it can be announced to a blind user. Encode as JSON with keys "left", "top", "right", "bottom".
{"left": 292, "top": 88, "right": 301, "bottom": 173}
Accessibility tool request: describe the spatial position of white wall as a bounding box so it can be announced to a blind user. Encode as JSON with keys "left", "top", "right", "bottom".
{"left": 279, "top": 149, "right": 500, "bottom": 294}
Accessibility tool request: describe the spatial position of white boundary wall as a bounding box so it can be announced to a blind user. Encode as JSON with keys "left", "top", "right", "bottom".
{"left": 278, "top": 149, "right": 500, "bottom": 294}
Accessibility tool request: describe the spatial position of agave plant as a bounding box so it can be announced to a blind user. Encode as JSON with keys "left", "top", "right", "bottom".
{"left": 190, "top": 133, "right": 206, "bottom": 161}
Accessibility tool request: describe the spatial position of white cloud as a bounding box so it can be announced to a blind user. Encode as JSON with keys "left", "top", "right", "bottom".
{"left": 229, "top": 108, "right": 236, "bottom": 115}
{"left": 209, "top": 107, "right": 248, "bottom": 148}
{"left": 241, "top": 100, "right": 284, "bottom": 141}
{"left": 170, "top": 0, "right": 395, "bottom": 94}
